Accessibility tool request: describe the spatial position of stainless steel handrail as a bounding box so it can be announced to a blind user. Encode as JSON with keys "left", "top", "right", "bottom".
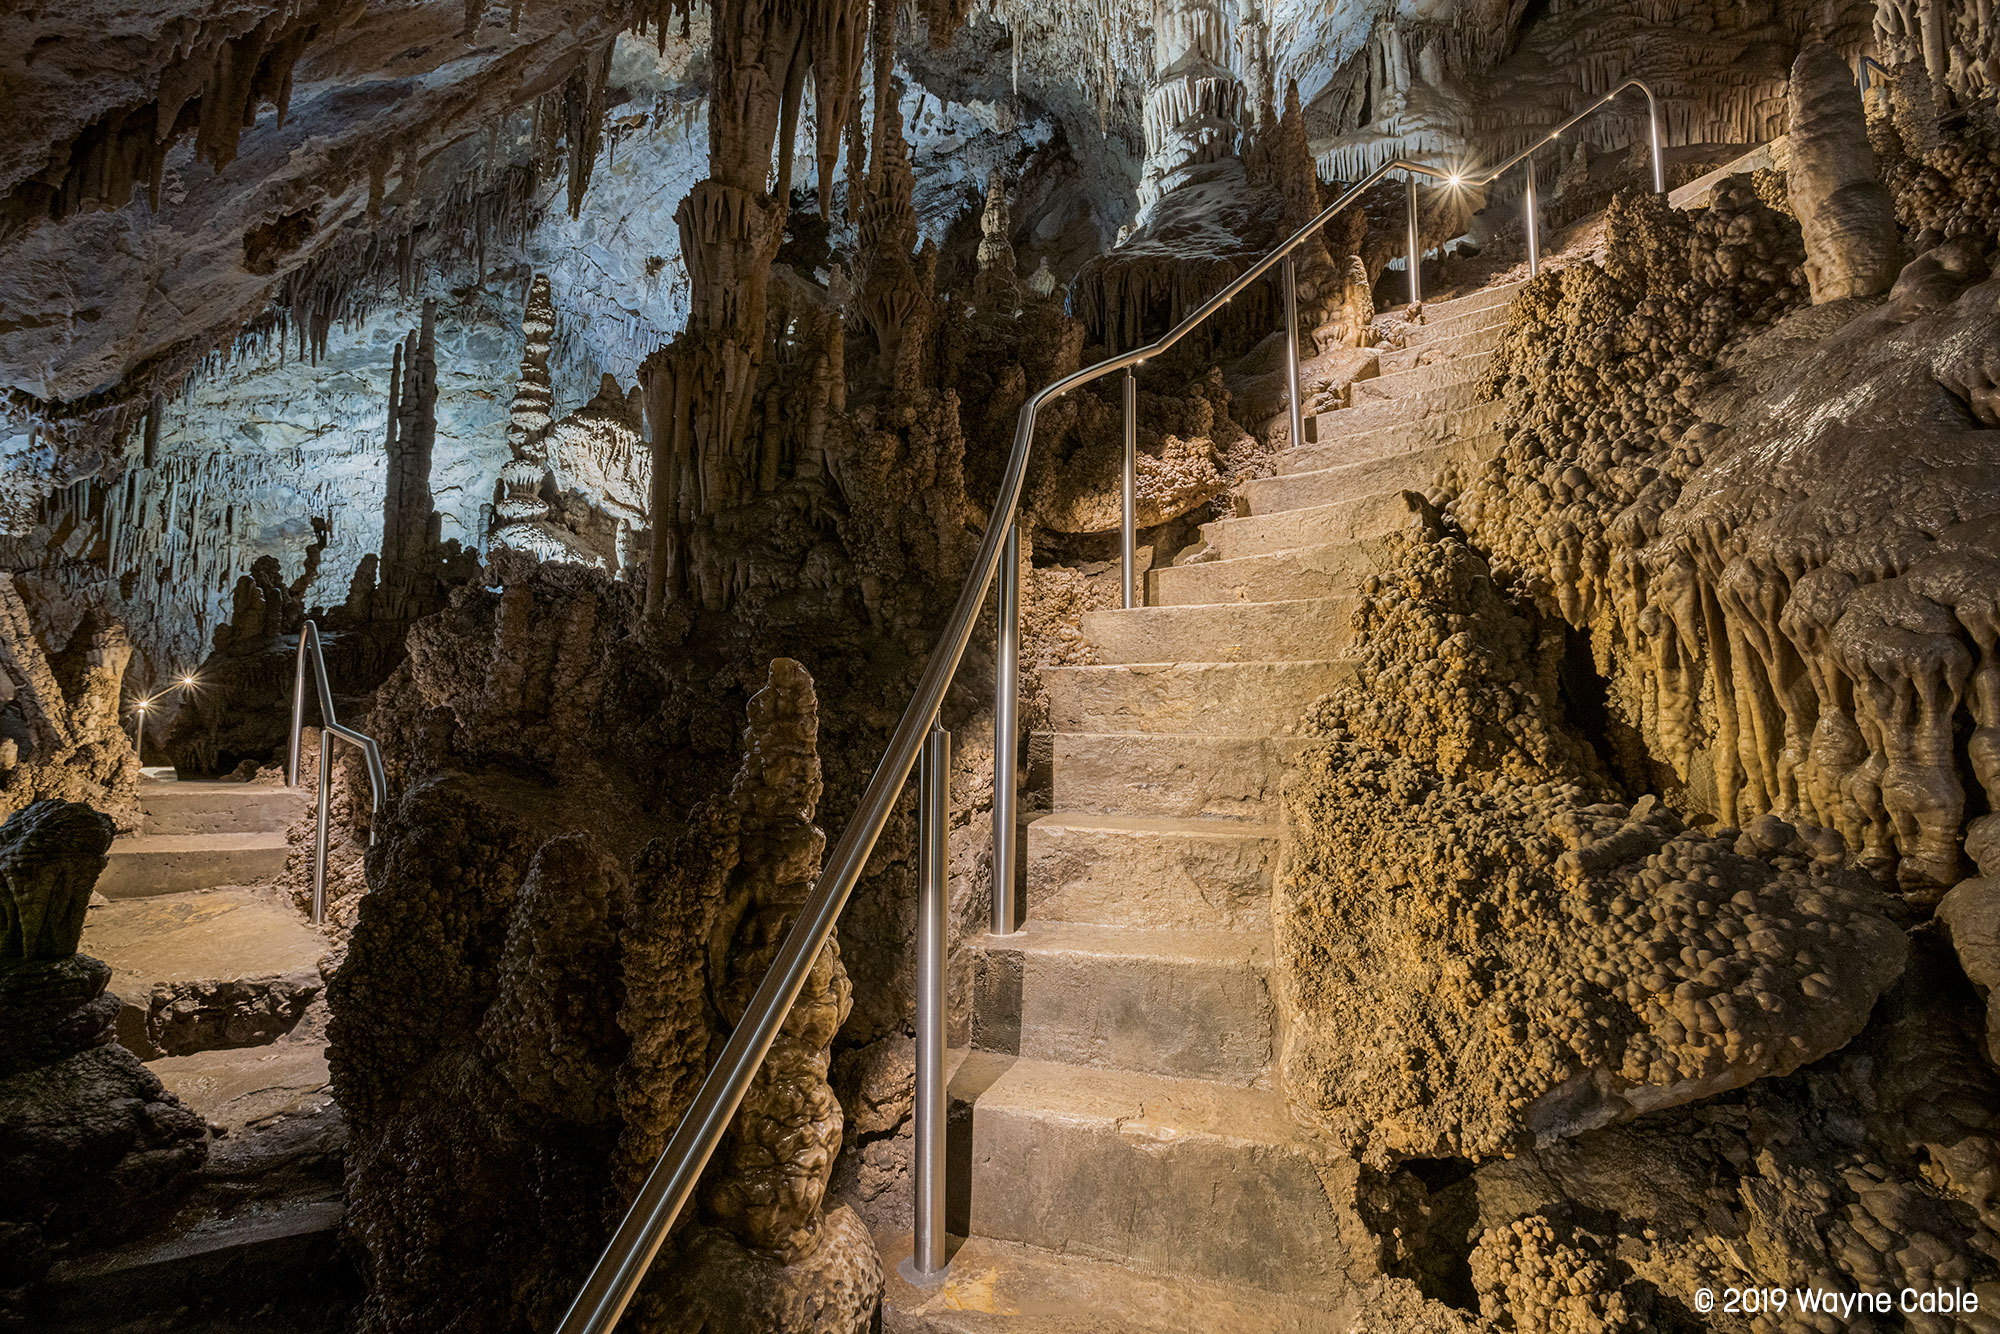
{"left": 556, "top": 79, "right": 1667, "bottom": 1334}
{"left": 286, "top": 620, "right": 387, "bottom": 925}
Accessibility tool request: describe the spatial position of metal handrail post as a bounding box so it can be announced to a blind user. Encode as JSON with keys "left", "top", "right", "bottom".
{"left": 286, "top": 620, "right": 390, "bottom": 925}
{"left": 287, "top": 633, "right": 309, "bottom": 785}
{"left": 1640, "top": 82, "right": 1666, "bottom": 194}
{"left": 1405, "top": 175, "right": 1422, "bottom": 305}
{"left": 991, "top": 524, "right": 1020, "bottom": 938}
{"left": 906, "top": 719, "right": 952, "bottom": 1281}
{"left": 1524, "top": 154, "right": 1541, "bottom": 276}
{"left": 1121, "top": 369, "right": 1137, "bottom": 610}
{"left": 1283, "top": 256, "right": 1306, "bottom": 450}
{"left": 313, "top": 731, "right": 333, "bottom": 922}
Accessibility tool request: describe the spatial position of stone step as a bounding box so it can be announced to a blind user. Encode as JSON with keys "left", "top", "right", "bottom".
{"left": 1043, "top": 660, "right": 1351, "bottom": 736}
{"left": 972, "top": 921, "right": 1273, "bottom": 1084}
{"left": 1150, "top": 539, "right": 1396, "bottom": 608}
{"left": 79, "top": 888, "right": 324, "bottom": 1059}
{"left": 1081, "top": 597, "right": 1357, "bottom": 664}
{"left": 1279, "top": 400, "right": 1506, "bottom": 477}
{"left": 944, "top": 1051, "right": 1361, "bottom": 1298}
{"left": 1348, "top": 350, "right": 1496, "bottom": 407}
{"left": 98, "top": 833, "right": 291, "bottom": 899}
{"left": 1043, "top": 732, "right": 1303, "bottom": 823}
{"left": 1381, "top": 318, "right": 1507, "bottom": 370}
{"left": 878, "top": 1230, "right": 1351, "bottom": 1333}
{"left": 140, "top": 779, "right": 305, "bottom": 836}
{"left": 1242, "top": 437, "right": 1490, "bottom": 517}
{"left": 1309, "top": 371, "right": 1488, "bottom": 437}
{"left": 1420, "top": 276, "right": 1528, "bottom": 322}
{"left": 1193, "top": 488, "right": 1431, "bottom": 563}
{"left": 1026, "top": 813, "right": 1281, "bottom": 932}
{"left": 35, "top": 1194, "right": 351, "bottom": 1332}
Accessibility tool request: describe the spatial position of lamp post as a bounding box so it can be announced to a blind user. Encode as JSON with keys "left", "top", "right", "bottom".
{"left": 132, "top": 671, "right": 200, "bottom": 773}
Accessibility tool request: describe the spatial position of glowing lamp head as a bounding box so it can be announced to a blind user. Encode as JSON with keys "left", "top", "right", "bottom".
{"left": 134, "top": 698, "right": 151, "bottom": 713}
{"left": 1446, "top": 173, "right": 1464, "bottom": 188}
{"left": 179, "top": 674, "right": 197, "bottom": 688}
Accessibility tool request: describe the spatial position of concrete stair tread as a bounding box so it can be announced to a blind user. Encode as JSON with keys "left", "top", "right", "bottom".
{"left": 1279, "top": 401, "right": 1506, "bottom": 478}
{"left": 1025, "top": 810, "right": 1282, "bottom": 932}
{"left": 953, "top": 1050, "right": 1299, "bottom": 1152}
{"left": 1242, "top": 437, "right": 1492, "bottom": 518}
{"left": 1420, "top": 277, "right": 1527, "bottom": 319}
{"left": 112, "top": 832, "right": 290, "bottom": 853}
{"left": 880, "top": 1231, "right": 1348, "bottom": 1333}
{"left": 1044, "top": 659, "right": 1353, "bottom": 735}
{"left": 81, "top": 888, "right": 322, "bottom": 989}
{"left": 982, "top": 919, "right": 1271, "bottom": 965}
{"left": 1346, "top": 349, "right": 1494, "bottom": 401}
{"left": 1041, "top": 732, "right": 1304, "bottom": 823}
{"left": 1080, "top": 597, "right": 1357, "bottom": 664}
{"left": 1029, "top": 811, "right": 1284, "bottom": 839}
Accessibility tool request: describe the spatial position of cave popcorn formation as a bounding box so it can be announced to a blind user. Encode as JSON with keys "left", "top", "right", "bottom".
{"left": 1, "top": 0, "right": 1999, "bottom": 1330}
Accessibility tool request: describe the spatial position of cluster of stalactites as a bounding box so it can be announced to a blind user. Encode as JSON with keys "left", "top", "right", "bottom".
{"left": 2, "top": 1, "right": 359, "bottom": 242}
{"left": 1874, "top": 0, "right": 1997, "bottom": 106}
{"left": 1136, "top": 0, "right": 1259, "bottom": 219}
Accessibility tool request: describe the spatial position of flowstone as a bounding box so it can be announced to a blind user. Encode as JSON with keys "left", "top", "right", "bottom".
{"left": 1281, "top": 532, "right": 1908, "bottom": 1166}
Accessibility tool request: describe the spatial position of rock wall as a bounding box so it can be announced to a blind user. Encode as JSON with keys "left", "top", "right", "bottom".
{"left": 0, "top": 800, "right": 207, "bottom": 1316}
{"left": 1281, "top": 530, "right": 1908, "bottom": 1167}
{"left": 1455, "top": 137, "right": 2000, "bottom": 891}
{"left": 0, "top": 576, "right": 138, "bottom": 830}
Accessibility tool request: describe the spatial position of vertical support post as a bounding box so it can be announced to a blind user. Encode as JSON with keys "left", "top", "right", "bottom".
{"left": 1523, "top": 155, "right": 1541, "bottom": 277}
{"left": 991, "top": 524, "right": 1020, "bottom": 938}
{"left": 1283, "top": 256, "right": 1306, "bottom": 452}
{"left": 909, "top": 719, "right": 952, "bottom": 1281}
{"left": 134, "top": 709, "right": 146, "bottom": 770}
{"left": 312, "top": 735, "right": 332, "bottom": 926}
{"left": 288, "top": 630, "right": 310, "bottom": 786}
{"left": 1120, "top": 368, "right": 1137, "bottom": 611}
{"left": 1405, "top": 175, "right": 1422, "bottom": 306}
{"left": 1639, "top": 84, "right": 1666, "bottom": 194}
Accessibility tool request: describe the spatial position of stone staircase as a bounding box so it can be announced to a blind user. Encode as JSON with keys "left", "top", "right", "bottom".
{"left": 882, "top": 279, "right": 1522, "bottom": 1331}
{"left": 83, "top": 777, "right": 315, "bottom": 1059}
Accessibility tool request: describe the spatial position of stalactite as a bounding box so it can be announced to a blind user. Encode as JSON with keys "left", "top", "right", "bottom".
{"left": 1, "top": 1, "right": 361, "bottom": 242}
{"left": 563, "top": 42, "right": 616, "bottom": 220}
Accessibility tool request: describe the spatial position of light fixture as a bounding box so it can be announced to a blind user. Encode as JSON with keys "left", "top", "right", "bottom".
{"left": 134, "top": 697, "right": 152, "bottom": 712}
{"left": 1447, "top": 173, "right": 1464, "bottom": 188}
{"left": 179, "top": 674, "right": 197, "bottom": 688}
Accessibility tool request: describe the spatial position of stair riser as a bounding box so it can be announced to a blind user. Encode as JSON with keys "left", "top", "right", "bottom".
{"left": 98, "top": 846, "right": 290, "bottom": 898}
{"left": 1150, "top": 539, "right": 1395, "bottom": 608}
{"left": 973, "top": 944, "right": 1273, "bottom": 1083}
{"left": 1045, "top": 733, "right": 1301, "bottom": 823}
{"left": 1027, "top": 822, "right": 1280, "bottom": 932}
{"left": 1243, "top": 439, "right": 1484, "bottom": 517}
{"left": 1197, "top": 491, "right": 1428, "bottom": 562}
{"left": 1423, "top": 280, "right": 1526, "bottom": 322}
{"left": 1240, "top": 444, "right": 1464, "bottom": 516}
{"left": 1080, "top": 599, "right": 1357, "bottom": 664}
{"left": 142, "top": 792, "right": 305, "bottom": 836}
{"left": 1281, "top": 401, "right": 1505, "bottom": 477}
{"left": 1044, "top": 662, "right": 1351, "bottom": 736}
{"left": 1350, "top": 352, "right": 1495, "bottom": 406}
{"left": 949, "top": 1093, "right": 1356, "bottom": 1296}
{"left": 1389, "top": 320, "right": 1507, "bottom": 365}
{"left": 1413, "top": 304, "right": 1516, "bottom": 343}
{"left": 1311, "top": 374, "right": 1487, "bottom": 437}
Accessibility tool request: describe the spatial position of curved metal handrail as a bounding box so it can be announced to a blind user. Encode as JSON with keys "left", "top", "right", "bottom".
{"left": 286, "top": 620, "right": 387, "bottom": 925}
{"left": 556, "top": 79, "right": 1667, "bottom": 1334}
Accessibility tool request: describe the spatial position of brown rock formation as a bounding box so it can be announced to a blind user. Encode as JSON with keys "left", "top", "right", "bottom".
{"left": 1786, "top": 44, "right": 1903, "bottom": 303}
{"left": 1940, "top": 816, "right": 2000, "bottom": 1065}
{"left": 0, "top": 577, "right": 137, "bottom": 830}
{"left": 1281, "top": 531, "right": 1907, "bottom": 1166}
{"left": 0, "top": 800, "right": 115, "bottom": 961}
{"left": 973, "top": 168, "right": 1022, "bottom": 315}
{"left": 0, "top": 803, "right": 204, "bottom": 1315}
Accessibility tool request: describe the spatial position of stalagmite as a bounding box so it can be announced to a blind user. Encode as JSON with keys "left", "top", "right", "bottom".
{"left": 973, "top": 168, "right": 1022, "bottom": 315}
{"left": 1786, "top": 43, "right": 1903, "bottom": 303}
